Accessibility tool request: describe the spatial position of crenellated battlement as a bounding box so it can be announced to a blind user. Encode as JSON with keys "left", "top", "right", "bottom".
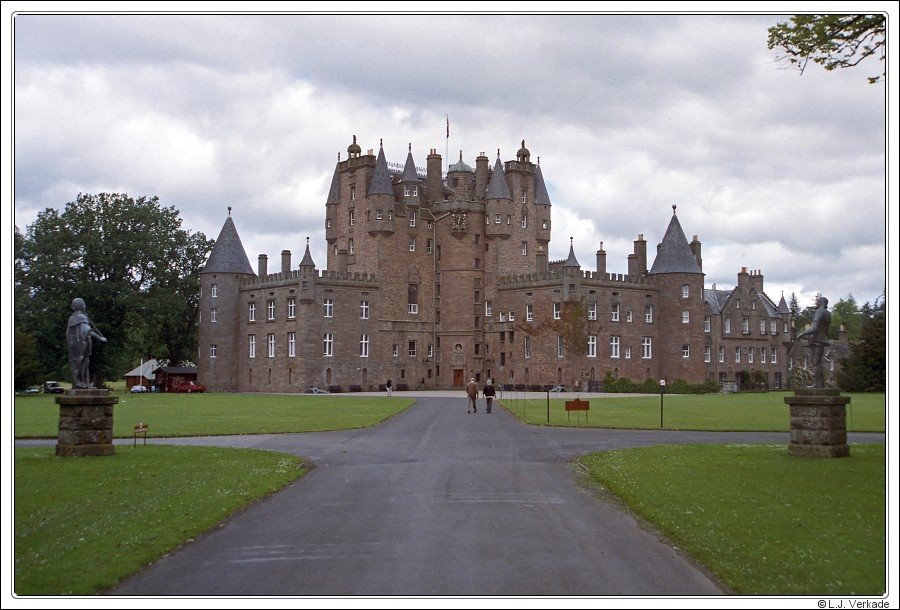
{"left": 498, "top": 269, "right": 654, "bottom": 288}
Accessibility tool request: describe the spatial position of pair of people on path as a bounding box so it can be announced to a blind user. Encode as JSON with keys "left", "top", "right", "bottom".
{"left": 466, "top": 378, "right": 495, "bottom": 414}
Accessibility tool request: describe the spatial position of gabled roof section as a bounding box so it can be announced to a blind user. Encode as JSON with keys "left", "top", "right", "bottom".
{"left": 648, "top": 212, "right": 703, "bottom": 275}
{"left": 756, "top": 292, "right": 779, "bottom": 317}
{"left": 202, "top": 215, "right": 255, "bottom": 275}
{"left": 326, "top": 163, "right": 341, "bottom": 204}
{"left": 704, "top": 288, "right": 734, "bottom": 314}
{"left": 534, "top": 162, "right": 552, "bottom": 205}
{"left": 399, "top": 148, "right": 422, "bottom": 183}
{"left": 368, "top": 145, "right": 395, "bottom": 196}
{"left": 486, "top": 156, "right": 512, "bottom": 200}
{"left": 123, "top": 359, "right": 159, "bottom": 380}
{"left": 299, "top": 237, "right": 316, "bottom": 268}
{"left": 563, "top": 238, "right": 581, "bottom": 268}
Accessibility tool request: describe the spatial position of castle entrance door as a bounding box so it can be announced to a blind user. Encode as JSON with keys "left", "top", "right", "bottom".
{"left": 453, "top": 369, "right": 464, "bottom": 387}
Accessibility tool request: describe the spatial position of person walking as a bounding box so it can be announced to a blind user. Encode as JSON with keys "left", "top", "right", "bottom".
{"left": 466, "top": 377, "right": 479, "bottom": 413}
{"left": 483, "top": 379, "right": 496, "bottom": 414}
{"left": 385, "top": 379, "right": 392, "bottom": 397}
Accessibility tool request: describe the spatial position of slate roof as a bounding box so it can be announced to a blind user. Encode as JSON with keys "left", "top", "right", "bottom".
{"left": 399, "top": 150, "right": 422, "bottom": 183}
{"left": 326, "top": 164, "right": 341, "bottom": 204}
{"left": 534, "top": 163, "right": 551, "bottom": 205}
{"left": 368, "top": 146, "right": 395, "bottom": 196}
{"left": 123, "top": 359, "right": 159, "bottom": 380}
{"left": 202, "top": 216, "right": 255, "bottom": 275}
{"left": 448, "top": 151, "right": 473, "bottom": 173}
{"left": 485, "top": 156, "right": 512, "bottom": 200}
{"left": 777, "top": 293, "right": 790, "bottom": 314}
{"left": 299, "top": 239, "right": 316, "bottom": 268}
{"left": 563, "top": 240, "right": 581, "bottom": 268}
{"left": 648, "top": 213, "right": 703, "bottom": 275}
{"left": 704, "top": 289, "right": 734, "bottom": 314}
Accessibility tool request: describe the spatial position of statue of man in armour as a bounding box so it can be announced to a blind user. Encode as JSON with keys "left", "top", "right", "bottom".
{"left": 66, "top": 298, "right": 107, "bottom": 389}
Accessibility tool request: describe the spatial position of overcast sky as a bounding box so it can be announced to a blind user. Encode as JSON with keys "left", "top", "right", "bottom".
{"left": 10, "top": 8, "right": 890, "bottom": 308}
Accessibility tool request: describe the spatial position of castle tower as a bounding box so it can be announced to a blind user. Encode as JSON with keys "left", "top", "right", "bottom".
{"left": 198, "top": 209, "right": 255, "bottom": 391}
{"left": 648, "top": 207, "right": 706, "bottom": 382}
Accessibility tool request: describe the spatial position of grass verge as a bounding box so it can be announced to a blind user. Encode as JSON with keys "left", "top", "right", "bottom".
{"left": 15, "top": 394, "right": 415, "bottom": 438}
{"left": 578, "top": 443, "right": 885, "bottom": 595}
{"left": 500, "top": 391, "right": 884, "bottom": 431}
{"left": 14, "top": 445, "right": 306, "bottom": 595}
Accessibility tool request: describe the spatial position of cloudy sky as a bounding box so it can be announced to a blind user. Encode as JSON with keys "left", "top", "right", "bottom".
{"left": 10, "top": 8, "right": 890, "bottom": 308}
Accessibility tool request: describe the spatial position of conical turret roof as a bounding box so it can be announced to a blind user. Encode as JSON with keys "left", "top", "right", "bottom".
{"left": 299, "top": 237, "right": 316, "bottom": 268}
{"left": 486, "top": 155, "right": 512, "bottom": 200}
{"left": 563, "top": 238, "right": 581, "bottom": 268}
{"left": 648, "top": 211, "right": 703, "bottom": 275}
{"left": 368, "top": 144, "right": 395, "bottom": 196}
{"left": 777, "top": 293, "right": 790, "bottom": 314}
{"left": 202, "top": 214, "right": 254, "bottom": 275}
{"left": 534, "top": 162, "right": 551, "bottom": 205}
{"left": 326, "top": 163, "right": 341, "bottom": 204}
{"left": 399, "top": 147, "right": 422, "bottom": 183}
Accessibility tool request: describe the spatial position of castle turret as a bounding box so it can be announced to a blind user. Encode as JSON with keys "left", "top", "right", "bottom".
{"left": 298, "top": 237, "right": 317, "bottom": 302}
{"left": 199, "top": 209, "right": 255, "bottom": 392}
{"left": 399, "top": 143, "right": 423, "bottom": 207}
{"left": 367, "top": 141, "right": 395, "bottom": 236}
{"left": 485, "top": 153, "right": 512, "bottom": 239}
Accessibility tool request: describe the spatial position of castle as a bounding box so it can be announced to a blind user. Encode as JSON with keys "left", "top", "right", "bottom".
{"left": 198, "top": 136, "right": 798, "bottom": 392}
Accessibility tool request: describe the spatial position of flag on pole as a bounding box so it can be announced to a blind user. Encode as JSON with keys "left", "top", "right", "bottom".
{"left": 446, "top": 115, "right": 449, "bottom": 139}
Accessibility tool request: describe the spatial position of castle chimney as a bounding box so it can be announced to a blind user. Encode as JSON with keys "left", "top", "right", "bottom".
{"left": 337, "top": 248, "right": 348, "bottom": 273}
{"left": 749, "top": 269, "right": 764, "bottom": 293}
{"left": 629, "top": 234, "right": 647, "bottom": 276}
{"left": 258, "top": 254, "right": 268, "bottom": 277}
{"left": 535, "top": 244, "right": 548, "bottom": 272}
{"left": 281, "top": 250, "right": 291, "bottom": 274}
{"left": 737, "top": 267, "right": 750, "bottom": 291}
{"left": 596, "top": 242, "right": 607, "bottom": 276}
{"left": 475, "top": 152, "right": 490, "bottom": 198}
{"left": 426, "top": 149, "right": 443, "bottom": 205}
{"left": 690, "top": 234, "right": 702, "bottom": 271}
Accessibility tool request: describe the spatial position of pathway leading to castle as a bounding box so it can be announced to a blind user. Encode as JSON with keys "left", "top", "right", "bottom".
{"left": 108, "top": 397, "right": 868, "bottom": 596}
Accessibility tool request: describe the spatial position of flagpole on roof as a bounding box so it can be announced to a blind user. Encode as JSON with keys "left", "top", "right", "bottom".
{"left": 445, "top": 115, "right": 449, "bottom": 177}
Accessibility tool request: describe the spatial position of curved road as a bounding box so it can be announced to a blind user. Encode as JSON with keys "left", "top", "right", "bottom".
{"left": 106, "top": 397, "right": 881, "bottom": 596}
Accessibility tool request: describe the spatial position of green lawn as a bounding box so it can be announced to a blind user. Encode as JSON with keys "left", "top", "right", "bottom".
{"left": 14, "top": 445, "right": 306, "bottom": 595}
{"left": 500, "top": 391, "right": 884, "bottom": 431}
{"left": 579, "top": 443, "right": 885, "bottom": 595}
{"left": 15, "top": 393, "right": 415, "bottom": 438}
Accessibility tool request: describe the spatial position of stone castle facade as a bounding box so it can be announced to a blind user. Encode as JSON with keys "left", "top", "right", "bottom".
{"left": 198, "top": 136, "right": 798, "bottom": 392}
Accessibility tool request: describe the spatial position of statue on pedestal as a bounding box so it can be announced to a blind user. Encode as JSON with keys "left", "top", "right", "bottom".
{"left": 66, "top": 298, "right": 107, "bottom": 389}
{"left": 797, "top": 296, "right": 832, "bottom": 389}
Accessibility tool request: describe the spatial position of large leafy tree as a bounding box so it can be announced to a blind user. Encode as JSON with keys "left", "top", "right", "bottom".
{"left": 16, "top": 193, "right": 213, "bottom": 384}
{"left": 767, "top": 14, "right": 886, "bottom": 84}
{"left": 836, "top": 296, "right": 886, "bottom": 391}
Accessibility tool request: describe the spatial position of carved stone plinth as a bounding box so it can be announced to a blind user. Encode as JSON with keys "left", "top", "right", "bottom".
{"left": 55, "top": 389, "right": 118, "bottom": 457}
{"left": 784, "top": 388, "right": 850, "bottom": 458}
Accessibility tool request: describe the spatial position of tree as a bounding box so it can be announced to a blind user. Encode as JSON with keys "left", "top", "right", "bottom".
{"left": 831, "top": 294, "right": 862, "bottom": 341}
{"left": 16, "top": 193, "right": 213, "bottom": 384}
{"left": 768, "top": 14, "right": 886, "bottom": 84}
{"left": 14, "top": 328, "right": 42, "bottom": 390}
{"left": 836, "top": 298, "right": 886, "bottom": 391}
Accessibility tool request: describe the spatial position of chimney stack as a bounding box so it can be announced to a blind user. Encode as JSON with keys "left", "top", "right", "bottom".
{"left": 281, "top": 250, "right": 291, "bottom": 274}
{"left": 258, "top": 254, "right": 268, "bottom": 277}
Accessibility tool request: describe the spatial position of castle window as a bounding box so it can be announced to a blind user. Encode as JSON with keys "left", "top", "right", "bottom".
{"left": 610, "top": 336, "right": 620, "bottom": 359}
{"left": 704, "top": 315, "right": 710, "bottom": 332}
{"left": 485, "top": 301, "right": 493, "bottom": 317}
{"left": 392, "top": 344, "right": 399, "bottom": 357}
{"left": 326, "top": 218, "right": 332, "bottom": 229}
{"left": 748, "top": 348, "right": 754, "bottom": 364}
{"left": 408, "top": 341, "right": 417, "bottom": 357}
{"left": 588, "top": 335, "right": 597, "bottom": 358}
{"left": 323, "top": 299, "right": 334, "bottom": 318}
{"left": 349, "top": 210, "right": 355, "bottom": 226}
{"left": 761, "top": 347, "right": 767, "bottom": 362}
{"left": 409, "top": 211, "right": 416, "bottom": 227}
{"left": 771, "top": 320, "right": 777, "bottom": 334}
{"left": 506, "top": 215, "right": 511, "bottom": 225}
{"left": 360, "top": 334, "right": 369, "bottom": 358}
{"left": 408, "top": 284, "right": 418, "bottom": 314}
{"left": 752, "top": 301, "right": 756, "bottom": 310}
{"left": 360, "top": 300, "right": 369, "bottom": 319}
{"left": 611, "top": 303, "right": 620, "bottom": 322}
{"left": 736, "top": 299, "right": 741, "bottom": 309}
{"left": 553, "top": 303, "right": 561, "bottom": 320}
{"left": 521, "top": 241, "right": 527, "bottom": 256}
{"left": 495, "top": 214, "right": 502, "bottom": 224}
{"left": 682, "top": 344, "right": 690, "bottom": 358}
{"left": 682, "top": 310, "right": 690, "bottom": 324}
{"left": 349, "top": 238, "right": 354, "bottom": 254}
{"left": 521, "top": 189, "right": 527, "bottom": 204}
{"left": 625, "top": 346, "right": 632, "bottom": 359}
{"left": 267, "top": 300, "right": 275, "bottom": 321}
{"left": 588, "top": 301, "right": 597, "bottom": 320}
{"left": 499, "top": 312, "right": 506, "bottom": 323}
{"left": 641, "top": 337, "right": 652, "bottom": 359}
{"left": 645, "top": 304, "right": 653, "bottom": 323}
{"left": 682, "top": 284, "right": 689, "bottom": 298}
{"left": 557, "top": 334, "right": 564, "bottom": 358}
{"left": 267, "top": 333, "right": 276, "bottom": 358}
{"left": 771, "top": 348, "right": 778, "bottom": 364}
{"left": 521, "top": 214, "right": 527, "bottom": 228}
{"left": 760, "top": 320, "right": 767, "bottom": 335}
{"left": 404, "top": 186, "right": 411, "bottom": 197}
{"left": 704, "top": 346, "right": 711, "bottom": 362}
{"left": 209, "top": 344, "right": 217, "bottom": 358}
{"left": 249, "top": 335, "right": 256, "bottom": 359}
{"left": 350, "top": 186, "right": 356, "bottom": 200}
{"left": 500, "top": 352, "right": 506, "bottom": 366}
{"left": 376, "top": 209, "right": 382, "bottom": 220}
{"left": 323, "top": 333, "right": 334, "bottom": 357}
{"left": 524, "top": 335, "right": 531, "bottom": 359}
{"left": 719, "top": 346, "right": 725, "bottom": 362}
{"left": 725, "top": 316, "right": 731, "bottom": 334}
{"left": 542, "top": 219, "right": 549, "bottom": 230}
{"left": 413, "top": 185, "right": 418, "bottom": 196}
{"left": 784, "top": 321, "right": 789, "bottom": 333}
{"left": 427, "top": 239, "right": 433, "bottom": 253}
{"left": 211, "top": 283, "right": 218, "bottom": 298}
{"left": 288, "top": 298, "right": 296, "bottom": 319}
{"left": 210, "top": 308, "right": 217, "bottom": 323}
{"left": 526, "top": 303, "right": 533, "bottom": 321}
{"left": 428, "top": 344, "right": 433, "bottom": 358}
{"left": 509, "top": 310, "right": 515, "bottom": 321}
{"left": 735, "top": 347, "right": 741, "bottom": 363}
{"left": 248, "top": 302, "right": 256, "bottom": 322}
{"left": 742, "top": 318, "right": 750, "bottom": 334}
{"left": 409, "top": 237, "right": 416, "bottom": 252}
{"left": 388, "top": 210, "right": 393, "bottom": 220}
{"left": 288, "top": 332, "right": 296, "bottom": 357}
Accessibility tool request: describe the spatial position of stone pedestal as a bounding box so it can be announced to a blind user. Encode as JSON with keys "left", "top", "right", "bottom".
{"left": 55, "top": 389, "right": 118, "bottom": 457}
{"left": 784, "top": 388, "right": 849, "bottom": 458}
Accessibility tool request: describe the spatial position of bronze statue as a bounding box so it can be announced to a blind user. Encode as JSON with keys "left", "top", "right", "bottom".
{"left": 66, "top": 298, "right": 107, "bottom": 389}
{"left": 797, "top": 296, "right": 832, "bottom": 388}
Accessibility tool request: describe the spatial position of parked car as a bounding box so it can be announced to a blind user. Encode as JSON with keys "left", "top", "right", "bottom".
{"left": 42, "top": 381, "right": 65, "bottom": 394}
{"left": 173, "top": 381, "right": 206, "bottom": 393}
{"left": 130, "top": 385, "right": 148, "bottom": 393}
{"left": 548, "top": 384, "right": 571, "bottom": 393}
{"left": 309, "top": 385, "right": 329, "bottom": 394}
{"left": 24, "top": 386, "right": 41, "bottom": 395}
